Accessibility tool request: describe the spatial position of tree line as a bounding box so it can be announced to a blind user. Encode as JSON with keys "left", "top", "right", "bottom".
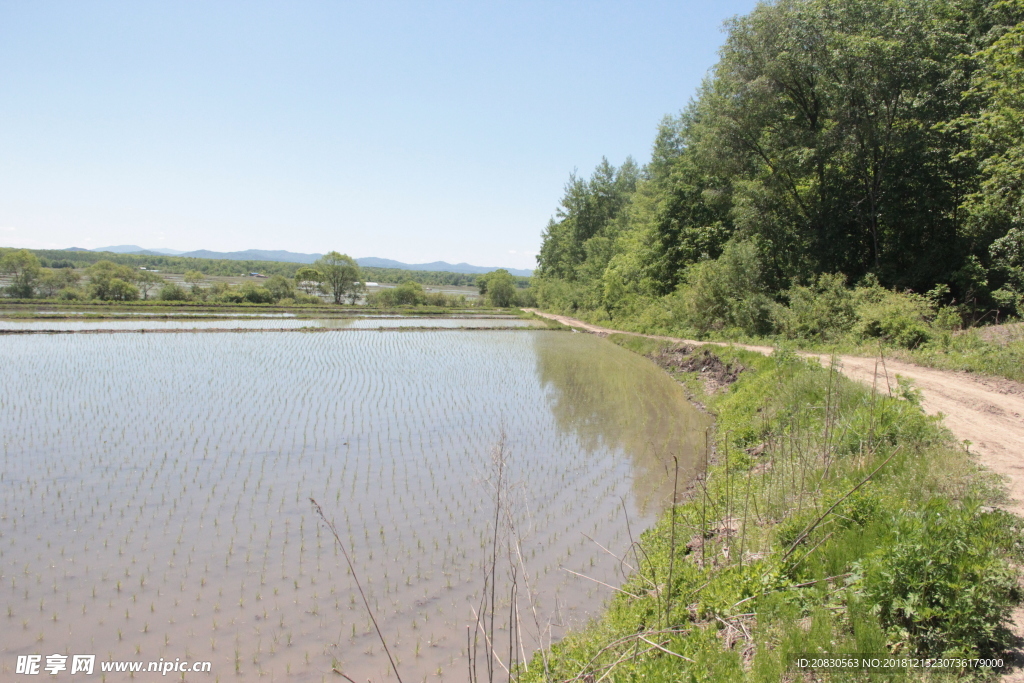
{"left": 535, "top": 0, "right": 1024, "bottom": 342}
{"left": 1, "top": 249, "right": 533, "bottom": 308}
{"left": 0, "top": 250, "right": 366, "bottom": 305}
{"left": 20, "top": 248, "right": 529, "bottom": 288}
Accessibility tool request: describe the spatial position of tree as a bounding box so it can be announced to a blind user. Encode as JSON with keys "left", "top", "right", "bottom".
{"left": 265, "top": 274, "right": 295, "bottom": 301}
{"left": 56, "top": 268, "right": 81, "bottom": 290}
{"left": 159, "top": 283, "right": 189, "bottom": 301}
{"left": 294, "top": 267, "right": 324, "bottom": 295}
{"left": 314, "top": 251, "right": 362, "bottom": 304}
{"left": 393, "top": 280, "right": 425, "bottom": 305}
{"left": 183, "top": 270, "right": 204, "bottom": 290}
{"left": 86, "top": 261, "right": 139, "bottom": 301}
{"left": 483, "top": 269, "right": 516, "bottom": 307}
{"left": 0, "top": 249, "right": 42, "bottom": 298}
{"left": 36, "top": 270, "right": 63, "bottom": 298}
{"left": 106, "top": 278, "right": 140, "bottom": 301}
{"left": 954, "top": 1, "right": 1024, "bottom": 302}
{"left": 133, "top": 270, "right": 164, "bottom": 301}
{"left": 346, "top": 280, "right": 366, "bottom": 305}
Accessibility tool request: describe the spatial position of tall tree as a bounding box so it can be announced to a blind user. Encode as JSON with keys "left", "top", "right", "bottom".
{"left": 314, "top": 252, "right": 361, "bottom": 304}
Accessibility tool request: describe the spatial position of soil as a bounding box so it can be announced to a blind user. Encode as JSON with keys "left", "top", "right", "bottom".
{"left": 525, "top": 308, "right": 1024, "bottom": 679}
{"left": 650, "top": 345, "right": 745, "bottom": 393}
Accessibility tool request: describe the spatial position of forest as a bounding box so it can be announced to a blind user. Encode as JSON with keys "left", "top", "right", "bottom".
{"left": 535, "top": 0, "right": 1024, "bottom": 345}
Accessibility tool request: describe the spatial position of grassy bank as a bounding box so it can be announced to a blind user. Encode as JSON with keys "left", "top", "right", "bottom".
{"left": 518, "top": 336, "right": 1021, "bottom": 682}
{"left": 552, "top": 304, "right": 1024, "bottom": 385}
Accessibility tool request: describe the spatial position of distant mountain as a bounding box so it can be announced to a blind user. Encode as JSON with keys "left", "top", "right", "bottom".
{"left": 63, "top": 246, "right": 532, "bottom": 276}
{"left": 357, "top": 257, "right": 533, "bottom": 277}
{"left": 91, "top": 245, "right": 185, "bottom": 255}
{"left": 92, "top": 245, "right": 150, "bottom": 254}
{"left": 176, "top": 249, "right": 323, "bottom": 263}
{"left": 84, "top": 247, "right": 322, "bottom": 263}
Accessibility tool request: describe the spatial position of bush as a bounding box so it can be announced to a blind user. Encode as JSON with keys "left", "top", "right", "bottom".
{"left": 264, "top": 275, "right": 295, "bottom": 301}
{"left": 856, "top": 501, "right": 1021, "bottom": 657}
{"left": 158, "top": 284, "right": 190, "bottom": 301}
{"left": 534, "top": 277, "right": 588, "bottom": 313}
{"left": 56, "top": 287, "right": 84, "bottom": 301}
{"left": 853, "top": 285, "right": 935, "bottom": 348}
{"left": 777, "top": 273, "right": 855, "bottom": 341}
{"left": 237, "top": 282, "right": 275, "bottom": 304}
{"left": 292, "top": 292, "right": 323, "bottom": 305}
{"left": 367, "top": 281, "right": 426, "bottom": 307}
{"left": 514, "top": 287, "right": 538, "bottom": 308}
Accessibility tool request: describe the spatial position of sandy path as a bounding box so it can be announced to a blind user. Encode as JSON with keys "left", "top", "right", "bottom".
{"left": 526, "top": 309, "right": 1024, "bottom": 512}
{"left": 528, "top": 308, "right": 1024, "bottom": 677}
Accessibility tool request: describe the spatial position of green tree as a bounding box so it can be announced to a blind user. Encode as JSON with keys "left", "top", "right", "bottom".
{"left": 264, "top": 274, "right": 295, "bottom": 301}
{"left": 676, "top": 239, "right": 774, "bottom": 336}
{"left": 346, "top": 280, "right": 366, "bottom": 305}
{"left": 86, "top": 261, "right": 139, "bottom": 301}
{"left": 294, "top": 267, "right": 324, "bottom": 295}
{"left": 183, "top": 270, "right": 206, "bottom": 299}
{"left": 159, "top": 283, "right": 189, "bottom": 301}
{"left": 314, "top": 251, "right": 362, "bottom": 304}
{"left": 35, "top": 270, "right": 63, "bottom": 298}
{"left": 107, "top": 278, "right": 140, "bottom": 301}
{"left": 537, "top": 158, "right": 640, "bottom": 284}
{"left": 953, "top": 1, "right": 1024, "bottom": 302}
{"left": 483, "top": 269, "right": 516, "bottom": 307}
{"left": 56, "top": 268, "right": 81, "bottom": 290}
{"left": 0, "top": 249, "right": 42, "bottom": 298}
{"left": 393, "top": 280, "right": 425, "bottom": 305}
{"left": 133, "top": 270, "right": 164, "bottom": 300}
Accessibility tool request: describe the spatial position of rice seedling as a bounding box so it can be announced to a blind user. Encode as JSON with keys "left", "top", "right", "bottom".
{"left": 0, "top": 329, "right": 707, "bottom": 680}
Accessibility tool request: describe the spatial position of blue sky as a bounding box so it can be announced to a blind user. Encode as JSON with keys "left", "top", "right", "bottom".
{"left": 0, "top": 0, "right": 758, "bottom": 270}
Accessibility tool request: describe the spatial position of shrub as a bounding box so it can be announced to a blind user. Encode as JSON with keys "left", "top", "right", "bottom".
{"left": 514, "top": 287, "right": 538, "bottom": 308}
{"left": 86, "top": 261, "right": 139, "bottom": 300}
{"left": 856, "top": 501, "right": 1021, "bottom": 657}
{"left": 367, "top": 281, "right": 427, "bottom": 307}
{"left": 264, "top": 275, "right": 295, "bottom": 301}
{"left": 853, "top": 286, "right": 935, "bottom": 348}
{"left": 238, "top": 282, "right": 275, "bottom": 304}
{"left": 158, "top": 283, "right": 190, "bottom": 301}
{"left": 777, "top": 273, "right": 855, "bottom": 341}
{"left": 292, "top": 292, "right": 323, "bottom": 305}
{"left": 56, "top": 287, "right": 84, "bottom": 301}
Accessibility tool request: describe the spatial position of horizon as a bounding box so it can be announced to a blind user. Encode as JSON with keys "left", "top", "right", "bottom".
{"left": 0, "top": 0, "right": 759, "bottom": 271}
{"left": 43, "top": 244, "right": 535, "bottom": 273}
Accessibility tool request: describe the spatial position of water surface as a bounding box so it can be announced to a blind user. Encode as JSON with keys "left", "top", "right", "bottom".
{"left": 0, "top": 330, "right": 708, "bottom": 681}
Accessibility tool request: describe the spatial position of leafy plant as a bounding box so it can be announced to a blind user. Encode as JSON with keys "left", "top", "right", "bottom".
{"left": 855, "top": 501, "right": 1021, "bottom": 657}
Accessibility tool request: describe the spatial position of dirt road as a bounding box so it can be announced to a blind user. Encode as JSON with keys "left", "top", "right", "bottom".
{"left": 529, "top": 308, "right": 1024, "bottom": 677}
{"left": 526, "top": 309, "right": 1024, "bottom": 514}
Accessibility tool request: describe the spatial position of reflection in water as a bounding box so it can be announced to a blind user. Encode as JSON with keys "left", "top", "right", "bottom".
{"left": 0, "top": 329, "right": 711, "bottom": 681}
{"left": 534, "top": 333, "right": 711, "bottom": 514}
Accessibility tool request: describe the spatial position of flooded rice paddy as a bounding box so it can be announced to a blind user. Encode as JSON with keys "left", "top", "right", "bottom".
{"left": 0, "top": 317, "right": 540, "bottom": 332}
{"left": 0, "top": 329, "right": 709, "bottom": 681}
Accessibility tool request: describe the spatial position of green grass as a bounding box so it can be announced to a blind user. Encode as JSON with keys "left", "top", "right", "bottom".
{"left": 517, "top": 338, "right": 1019, "bottom": 682}
{"left": 545, "top": 306, "right": 1024, "bottom": 384}
{"left": 893, "top": 330, "right": 1024, "bottom": 383}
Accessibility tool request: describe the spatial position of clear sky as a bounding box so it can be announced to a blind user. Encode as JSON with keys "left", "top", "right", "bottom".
{"left": 0, "top": 0, "right": 758, "bottom": 271}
